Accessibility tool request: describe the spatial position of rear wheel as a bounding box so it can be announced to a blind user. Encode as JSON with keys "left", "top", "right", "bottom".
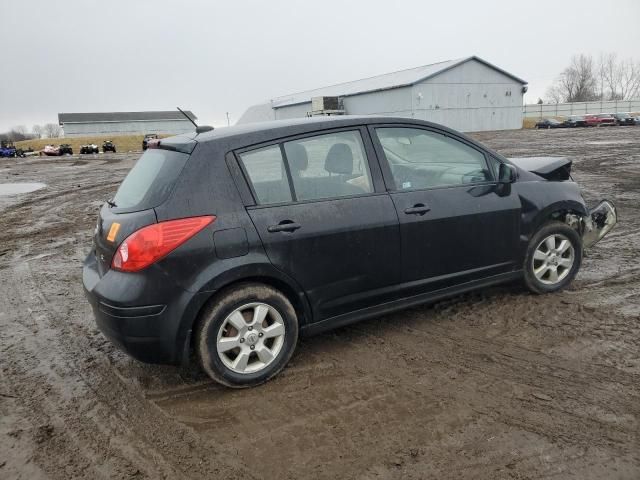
{"left": 524, "top": 222, "right": 582, "bottom": 294}
{"left": 195, "top": 283, "right": 299, "bottom": 388}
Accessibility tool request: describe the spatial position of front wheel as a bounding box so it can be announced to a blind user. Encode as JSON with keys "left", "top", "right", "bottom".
{"left": 195, "top": 283, "right": 299, "bottom": 388}
{"left": 523, "top": 222, "right": 582, "bottom": 294}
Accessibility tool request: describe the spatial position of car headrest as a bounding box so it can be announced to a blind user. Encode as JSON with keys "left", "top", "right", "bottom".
{"left": 285, "top": 143, "right": 308, "bottom": 172}
{"left": 325, "top": 143, "right": 353, "bottom": 174}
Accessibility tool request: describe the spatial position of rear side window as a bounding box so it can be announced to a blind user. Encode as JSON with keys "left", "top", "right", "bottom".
{"left": 239, "top": 145, "right": 293, "bottom": 205}
{"left": 283, "top": 130, "right": 373, "bottom": 201}
{"left": 113, "top": 149, "right": 189, "bottom": 211}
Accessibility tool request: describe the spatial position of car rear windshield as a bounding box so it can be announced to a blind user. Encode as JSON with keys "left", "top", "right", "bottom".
{"left": 112, "top": 149, "right": 189, "bottom": 212}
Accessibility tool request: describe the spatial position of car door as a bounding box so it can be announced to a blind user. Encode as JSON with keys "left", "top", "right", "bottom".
{"left": 235, "top": 128, "right": 401, "bottom": 322}
{"left": 369, "top": 125, "right": 521, "bottom": 293}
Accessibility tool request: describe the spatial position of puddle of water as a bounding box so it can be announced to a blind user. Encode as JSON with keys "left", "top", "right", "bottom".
{"left": 0, "top": 183, "right": 46, "bottom": 196}
{"left": 585, "top": 140, "right": 634, "bottom": 145}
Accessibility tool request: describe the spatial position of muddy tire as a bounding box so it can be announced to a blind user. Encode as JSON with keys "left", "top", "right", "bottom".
{"left": 195, "top": 283, "right": 298, "bottom": 388}
{"left": 524, "top": 221, "right": 582, "bottom": 294}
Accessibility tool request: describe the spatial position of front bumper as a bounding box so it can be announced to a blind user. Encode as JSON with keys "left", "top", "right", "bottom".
{"left": 582, "top": 200, "right": 617, "bottom": 248}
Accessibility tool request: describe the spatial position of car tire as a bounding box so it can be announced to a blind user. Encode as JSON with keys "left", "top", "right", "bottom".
{"left": 523, "top": 221, "right": 582, "bottom": 294}
{"left": 195, "top": 283, "right": 299, "bottom": 388}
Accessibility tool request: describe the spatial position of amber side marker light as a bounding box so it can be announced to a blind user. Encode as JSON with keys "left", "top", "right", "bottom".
{"left": 111, "top": 216, "right": 215, "bottom": 272}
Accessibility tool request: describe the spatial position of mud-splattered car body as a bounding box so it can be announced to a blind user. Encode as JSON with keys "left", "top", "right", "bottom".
{"left": 83, "top": 116, "right": 617, "bottom": 385}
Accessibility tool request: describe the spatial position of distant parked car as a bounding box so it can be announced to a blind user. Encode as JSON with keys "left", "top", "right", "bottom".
{"left": 42, "top": 144, "right": 61, "bottom": 156}
{"left": 80, "top": 143, "right": 100, "bottom": 154}
{"left": 566, "top": 115, "right": 588, "bottom": 128}
{"left": 142, "top": 134, "right": 158, "bottom": 151}
{"left": 595, "top": 114, "right": 616, "bottom": 126}
{"left": 0, "top": 141, "right": 17, "bottom": 158}
{"left": 534, "top": 118, "right": 567, "bottom": 129}
{"left": 102, "top": 140, "right": 117, "bottom": 153}
{"left": 584, "top": 114, "right": 614, "bottom": 127}
{"left": 612, "top": 113, "right": 635, "bottom": 126}
{"left": 59, "top": 144, "right": 74, "bottom": 155}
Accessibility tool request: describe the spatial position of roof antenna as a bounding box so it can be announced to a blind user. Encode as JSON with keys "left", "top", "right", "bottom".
{"left": 177, "top": 107, "right": 214, "bottom": 134}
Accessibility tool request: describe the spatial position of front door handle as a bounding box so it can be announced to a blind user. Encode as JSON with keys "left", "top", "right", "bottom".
{"left": 267, "top": 221, "right": 301, "bottom": 233}
{"left": 404, "top": 204, "right": 430, "bottom": 215}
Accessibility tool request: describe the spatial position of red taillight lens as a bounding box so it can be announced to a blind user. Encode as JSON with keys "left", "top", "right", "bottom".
{"left": 111, "top": 216, "right": 215, "bottom": 272}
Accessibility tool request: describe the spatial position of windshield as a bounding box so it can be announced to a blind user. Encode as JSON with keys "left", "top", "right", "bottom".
{"left": 112, "top": 149, "right": 189, "bottom": 211}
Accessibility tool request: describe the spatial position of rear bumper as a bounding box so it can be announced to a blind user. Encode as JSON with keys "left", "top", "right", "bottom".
{"left": 82, "top": 252, "right": 208, "bottom": 365}
{"left": 582, "top": 200, "right": 617, "bottom": 248}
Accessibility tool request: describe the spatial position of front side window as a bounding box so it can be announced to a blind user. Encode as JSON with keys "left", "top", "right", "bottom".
{"left": 283, "top": 130, "right": 373, "bottom": 201}
{"left": 375, "top": 127, "right": 491, "bottom": 190}
{"left": 239, "top": 145, "right": 292, "bottom": 205}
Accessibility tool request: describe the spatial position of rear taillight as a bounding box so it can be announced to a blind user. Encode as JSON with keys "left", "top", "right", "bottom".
{"left": 111, "top": 216, "right": 215, "bottom": 272}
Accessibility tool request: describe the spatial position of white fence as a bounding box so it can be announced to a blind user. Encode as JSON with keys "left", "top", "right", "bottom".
{"left": 523, "top": 99, "right": 640, "bottom": 118}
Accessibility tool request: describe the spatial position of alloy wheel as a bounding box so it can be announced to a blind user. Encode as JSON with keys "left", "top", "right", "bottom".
{"left": 532, "top": 233, "right": 575, "bottom": 285}
{"left": 216, "top": 302, "right": 286, "bottom": 374}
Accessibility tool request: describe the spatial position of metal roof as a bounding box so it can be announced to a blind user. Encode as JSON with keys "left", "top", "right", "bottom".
{"left": 58, "top": 110, "right": 197, "bottom": 124}
{"left": 270, "top": 56, "right": 527, "bottom": 108}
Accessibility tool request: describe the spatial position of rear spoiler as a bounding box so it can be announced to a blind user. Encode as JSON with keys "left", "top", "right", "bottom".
{"left": 147, "top": 134, "right": 197, "bottom": 154}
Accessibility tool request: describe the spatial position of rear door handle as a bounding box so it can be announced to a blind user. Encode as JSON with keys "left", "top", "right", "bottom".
{"left": 404, "top": 204, "right": 430, "bottom": 215}
{"left": 267, "top": 221, "right": 301, "bottom": 233}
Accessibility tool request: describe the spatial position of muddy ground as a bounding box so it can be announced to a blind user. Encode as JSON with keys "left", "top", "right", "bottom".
{"left": 1, "top": 126, "right": 638, "bottom": 479}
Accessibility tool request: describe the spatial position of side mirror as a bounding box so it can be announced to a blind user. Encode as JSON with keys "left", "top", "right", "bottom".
{"left": 498, "top": 163, "right": 517, "bottom": 184}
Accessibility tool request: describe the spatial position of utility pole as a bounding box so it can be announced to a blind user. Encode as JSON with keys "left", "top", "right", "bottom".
{"left": 226, "top": 112, "right": 230, "bottom": 127}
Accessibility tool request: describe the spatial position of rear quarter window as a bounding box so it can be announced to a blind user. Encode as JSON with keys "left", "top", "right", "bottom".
{"left": 112, "top": 149, "right": 189, "bottom": 212}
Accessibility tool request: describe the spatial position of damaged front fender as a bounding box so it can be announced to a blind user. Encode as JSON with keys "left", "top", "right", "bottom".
{"left": 571, "top": 200, "right": 618, "bottom": 248}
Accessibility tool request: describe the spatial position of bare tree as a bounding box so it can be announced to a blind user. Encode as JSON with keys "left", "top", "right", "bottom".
{"left": 545, "top": 85, "right": 563, "bottom": 104}
{"left": 598, "top": 53, "right": 640, "bottom": 100}
{"left": 1, "top": 126, "right": 32, "bottom": 142}
{"left": 12, "top": 125, "right": 28, "bottom": 136}
{"left": 546, "top": 54, "right": 599, "bottom": 103}
{"left": 32, "top": 125, "right": 44, "bottom": 139}
{"left": 43, "top": 123, "right": 62, "bottom": 138}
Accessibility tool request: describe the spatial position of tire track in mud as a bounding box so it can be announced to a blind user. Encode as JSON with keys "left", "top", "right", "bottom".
{"left": 2, "top": 130, "right": 640, "bottom": 479}
{"left": 0, "top": 156, "right": 255, "bottom": 479}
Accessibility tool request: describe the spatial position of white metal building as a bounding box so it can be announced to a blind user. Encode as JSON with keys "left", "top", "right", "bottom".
{"left": 238, "top": 56, "right": 528, "bottom": 132}
{"left": 58, "top": 111, "right": 197, "bottom": 137}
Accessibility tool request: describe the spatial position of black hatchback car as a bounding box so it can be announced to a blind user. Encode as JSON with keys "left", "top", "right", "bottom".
{"left": 83, "top": 116, "right": 617, "bottom": 388}
{"left": 612, "top": 113, "right": 635, "bottom": 126}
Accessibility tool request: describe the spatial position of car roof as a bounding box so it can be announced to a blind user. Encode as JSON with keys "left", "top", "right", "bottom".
{"left": 159, "top": 115, "right": 500, "bottom": 158}
{"left": 196, "top": 115, "right": 465, "bottom": 143}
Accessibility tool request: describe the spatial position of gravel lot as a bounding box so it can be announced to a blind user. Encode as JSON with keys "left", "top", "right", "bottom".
{"left": 1, "top": 126, "right": 638, "bottom": 479}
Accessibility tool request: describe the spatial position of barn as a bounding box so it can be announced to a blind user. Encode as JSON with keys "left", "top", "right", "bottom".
{"left": 57, "top": 111, "right": 197, "bottom": 137}
{"left": 238, "top": 56, "right": 527, "bottom": 132}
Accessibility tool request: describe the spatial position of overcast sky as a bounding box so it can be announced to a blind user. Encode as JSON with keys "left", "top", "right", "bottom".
{"left": 1, "top": 0, "right": 639, "bottom": 132}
